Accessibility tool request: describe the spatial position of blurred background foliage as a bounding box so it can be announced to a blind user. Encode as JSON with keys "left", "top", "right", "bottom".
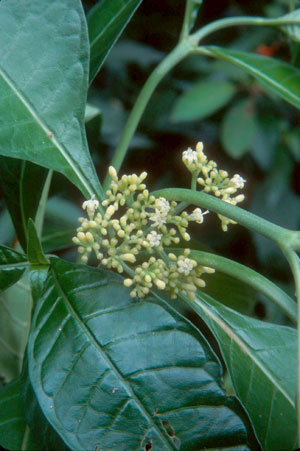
{"left": 1, "top": 0, "right": 299, "bottom": 328}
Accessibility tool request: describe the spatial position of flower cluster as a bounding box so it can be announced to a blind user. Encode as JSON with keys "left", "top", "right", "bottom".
{"left": 182, "top": 142, "right": 246, "bottom": 231}
{"left": 73, "top": 166, "right": 214, "bottom": 300}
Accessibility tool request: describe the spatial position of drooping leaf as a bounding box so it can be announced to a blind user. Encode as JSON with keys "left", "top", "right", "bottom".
{"left": 0, "top": 276, "right": 32, "bottom": 383}
{"left": 207, "top": 46, "right": 300, "bottom": 109}
{"left": 0, "top": 0, "right": 103, "bottom": 200}
{"left": 171, "top": 79, "right": 236, "bottom": 122}
{"left": 221, "top": 98, "right": 258, "bottom": 158}
{"left": 27, "top": 219, "right": 49, "bottom": 267}
{"left": 88, "top": 0, "right": 143, "bottom": 83}
{"left": 27, "top": 258, "right": 258, "bottom": 451}
{"left": 0, "top": 244, "right": 28, "bottom": 292}
{"left": 0, "top": 158, "right": 48, "bottom": 251}
{"left": 280, "top": 8, "right": 300, "bottom": 43}
{"left": 185, "top": 292, "right": 297, "bottom": 450}
{"left": 0, "top": 378, "right": 39, "bottom": 451}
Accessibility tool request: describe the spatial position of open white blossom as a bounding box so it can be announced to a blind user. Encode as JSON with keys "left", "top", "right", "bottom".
{"left": 177, "top": 257, "right": 195, "bottom": 275}
{"left": 82, "top": 195, "right": 99, "bottom": 218}
{"left": 189, "top": 208, "right": 208, "bottom": 224}
{"left": 146, "top": 231, "right": 162, "bottom": 247}
{"left": 231, "top": 174, "right": 246, "bottom": 189}
{"left": 182, "top": 147, "right": 197, "bottom": 164}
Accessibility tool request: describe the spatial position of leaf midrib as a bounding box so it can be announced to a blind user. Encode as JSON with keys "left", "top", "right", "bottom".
{"left": 50, "top": 267, "right": 175, "bottom": 451}
{"left": 196, "top": 296, "right": 295, "bottom": 407}
{"left": 89, "top": 0, "right": 137, "bottom": 49}
{"left": 0, "top": 65, "right": 93, "bottom": 198}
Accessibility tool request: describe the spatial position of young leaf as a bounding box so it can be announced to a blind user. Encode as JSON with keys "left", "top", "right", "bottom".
{"left": 0, "top": 157, "right": 48, "bottom": 251}
{"left": 186, "top": 292, "right": 297, "bottom": 450}
{"left": 280, "top": 8, "right": 300, "bottom": 43}
{"left": 0, "top": 378, "right": 39, "bottom": 451}
{"left": 0, "top": 0, "right": 103, "bottom": 200}
{"left": 88, "top": 0, "right": 143, "bottom": 83}
{"left": 171, "top": 79, "right": 236, "bottom": 122}
{"left": 221, "top": 98, "right": 258, "bottom": 158}
{"left": 0, "top": 244, "right": 28, "bottom": 292}
{"left": 207, "top": 46, "right": 300, "bottom": 109}
{"left": 0, "top": 276, "right": 32, "bottom": 383}
{"left": 27, "top": 219, "right": 49, "bottom": 267}
{"left": 27, "top": 258, "right": 258, "bottom": 451}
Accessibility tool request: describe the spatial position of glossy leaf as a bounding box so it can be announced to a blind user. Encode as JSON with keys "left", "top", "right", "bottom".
{"left": 207, "top": 46, "right": 300, "bottom": 109}
{"left": 0, "top": 276, "right": 32, "bottom": 382}
{"left": 0, "top": 0, "right": 103, "bottom": 200}
{"left": 171, "top": 79, "right": 236, "bottom": 122}
{"left": 27, "top": 258, "right": 258, "bottom": 451}
{"left": 0, "top": 158, "right": 48, "bottom": 251}
{"left": 221, "top": 98, "right": 257, "bottom": 158}
{"left": 186, "top": 292, "right": 297, "bottom": 450}
{"left": 280, "top": 8, "right": 300, "bottom": 43}
{"left": 88, "top": 0, "right": 143, "bottom": 83}
{"left": 21, "top": 358, "right": 70, "bottom": 451}
{"left": 0, "top": 378, "right": 39, "bottom": 450}
{"left": 0, "top": 244, "right": 28, "bottom": 292}
{"left": 27, "top": 219, "right": 49, "bottom": 267}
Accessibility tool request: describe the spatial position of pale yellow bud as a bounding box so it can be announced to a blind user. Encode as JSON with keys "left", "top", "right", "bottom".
{"left": 120, "top": 253, "right": 136, "bottom": 263}
{"left": 85, "top": 232, "right": 94, "bottom": 243}
{"left": 155, "top": 279, "right": 166, "bottom": 290}
{"left": 108, "top": 166, "right": 118, "bottom": 180}
{"left": 77, "top": 232, "right": 85, "bottom": 241}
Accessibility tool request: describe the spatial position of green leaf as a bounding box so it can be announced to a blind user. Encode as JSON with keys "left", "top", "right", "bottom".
{"left": 207, "top": 46, "right": 300, "bottom": 109}
{"left": 27, "top": 258, "right": 258, "bottom": 451}
{"left": 186, "top": 293, "right": 297, "bottom": 450}
{"left": 21, "top": 358, "right": 70, "bottom": 451}
{"left": 88, "top": 0, "right": 143, "bottom": 83}
{"left": 0, "top": 0, "right": 103, "bottom": 200}
{"left": 0, "top": 276, "right": 32, "bottom": 383}
{"left": 0, "top": 378, "right": 39, "bottom": 450}
{"left": 171, "top": 79, "right": 236, "bottom": 122}
{"left": 0, "top": 158, "right": 48, "bottom": 251}
{"left": 0, "top": 244, "right": 28, "bottom": 292}
{"left": 280, "top": 8, "right": 300, "bottom": 43}
{"left": 27, "top": 219, "right": 49, "bottom": 267}
{"left": 185, "top": 0, "right": 203, "bottom": 33}
{"left": 221, "top": 98, "right": 257, "bottom": 158}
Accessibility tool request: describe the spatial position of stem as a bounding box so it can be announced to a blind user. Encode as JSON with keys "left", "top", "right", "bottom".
{"left": 172, "top": 248, "right": 297, "bottom": 322}
{"left": 180, "top": 0, "right": 197, "bottom": 41}
{"left": 152, "top": 187, "right": 295, "bottom": 248}
{"left": 191, "top": 15, "right": 300, "bottom": 44}
{"left": 35, "top": 170, "right": 53, "bottom": 238}
{"left": 103, "top": 40, "right": 193, "bottom": 191}
{"left": 282, "top": 248, "right": 300, "bottom": 445}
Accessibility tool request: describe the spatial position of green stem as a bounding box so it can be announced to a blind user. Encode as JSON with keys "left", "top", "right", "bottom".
{"left": 35, "top": 170, "right": 53, "bottom": 238}
{"left": 103, "top": 40, "right": 193, "bottom": 191}
{"left": 191, "top": 15, "right": 300, "bottom": 44}
{"left": 282, "top": 248, "right": 300, "bottom": 445}
{"left": 152, "top": 187, "right": 296, "bottom": 248}
{"left": 172, "top": 248, "right": 297, "bottom": 322}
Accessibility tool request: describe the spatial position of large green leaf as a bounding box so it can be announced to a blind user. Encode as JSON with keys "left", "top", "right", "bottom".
{"left": 27, "top": 258, "right": 258, "bottom": 450}
{"left": 207, "top": 46, "right": 300, "bottom": 109}
{"left": 0, "top": 0, "right": 103, "bottom": 200}
{"left": 171, "top": 79, "right": 236, "bottom": 122}
{"left": 0, "top": 378, "right": 39, "bottom": 450}
{"left": 0, "top": 157, "right": 48, "bottom": 250}
{"left": 0, "top": 276, "right": 32, "bottom": 383}
{"left": 185, "top": 293, "right": 297, "bottom": 450}
{"left": 0, "top": 244, "right": 28, "bottom": 292}
{"left": 88, "top": 0, "right": 143, "bottom": 83}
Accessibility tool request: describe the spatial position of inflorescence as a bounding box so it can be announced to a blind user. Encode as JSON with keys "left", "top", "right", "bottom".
{"left": 73, "top": 142, "right": 246, "bottom": 300}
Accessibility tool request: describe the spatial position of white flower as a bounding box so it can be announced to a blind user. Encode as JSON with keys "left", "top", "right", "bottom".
{"left": 189, "top": 208, "right": 208, "bottom": 224}
{"left": 177, "top": 257, "right": 195, "bottom": 275}
{"left": 146, "top": 231, "right": 162, "bottom": 247}
{"left": 149, "top": 211, "right": 167, "bottom": 228}
{"left": 231, "top": 174, "right": 246, "bottom": 189}
{"left": 155, "top": 197, "right": 170, "bottom": 215}
{"left": 82, "top": 195, "right": 99, "bottom": 217}
{"left": 182, "top": 147, "right": 197, "bottom": 164}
